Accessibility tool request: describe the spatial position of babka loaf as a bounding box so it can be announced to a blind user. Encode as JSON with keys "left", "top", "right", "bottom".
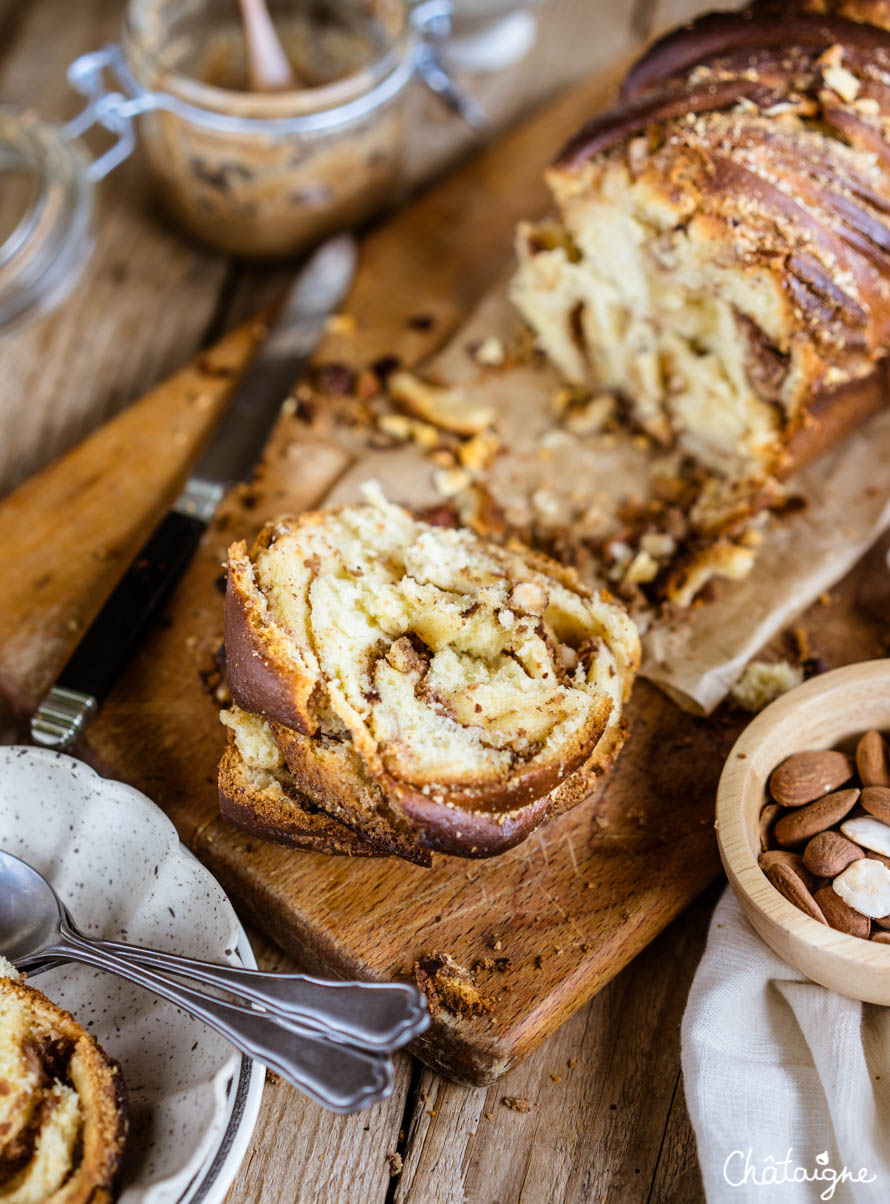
{"left": 220, "top": 485, "right": 640, "bottom": 863}
{"left": 511, "top": 0, "right": 890, "bottom": 514}
{"left": 0, "top": 960, "right": 128, "bottom": 1203}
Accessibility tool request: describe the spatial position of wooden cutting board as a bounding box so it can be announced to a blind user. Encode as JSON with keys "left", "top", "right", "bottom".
{"left": 7, "top": 70, "right": 890, "bottom": 1085}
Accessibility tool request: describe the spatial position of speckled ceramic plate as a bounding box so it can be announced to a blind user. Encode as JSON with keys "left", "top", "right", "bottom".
{"left": 0, "top": 746, "right": 265, "bottom": 1203}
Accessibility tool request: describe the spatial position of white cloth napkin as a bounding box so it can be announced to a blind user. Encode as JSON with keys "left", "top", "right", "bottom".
{"left": 682, "top": 888, "right": 890, "bottom": 1203}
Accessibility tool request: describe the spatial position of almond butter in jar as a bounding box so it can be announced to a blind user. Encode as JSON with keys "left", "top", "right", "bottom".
{"left": 120, "top": 0, "right": 412, "bottom": 257}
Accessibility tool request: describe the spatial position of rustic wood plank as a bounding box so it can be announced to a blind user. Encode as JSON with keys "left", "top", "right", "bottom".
{"left": 391, "top": 888, "right": 717, "bottom": 1204}
{"left": 0, "top": 318, "right": 266, "bottom": 717}
{"left": 223, "top": 930, "right": 412, "bottom": 1204}
{"left": 0, "top": 0, "right": 230, "bottom": 496}
{"left": 647, "top": 1077, "right": 706, "bottom": 1204}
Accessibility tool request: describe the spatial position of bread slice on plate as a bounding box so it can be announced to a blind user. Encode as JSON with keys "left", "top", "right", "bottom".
{"left": 0, "top": 958, "right": 128, "bottom": 1203}
{"left": 221, "top": 485, "right": 640, "bottom": 864}
{"left": 219, "top": 707, "right": 380, "bottom": 857}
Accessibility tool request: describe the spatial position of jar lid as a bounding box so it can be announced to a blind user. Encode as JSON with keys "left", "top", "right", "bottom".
{"left": 0, "top": 106, "right": 96, "bottom": 333}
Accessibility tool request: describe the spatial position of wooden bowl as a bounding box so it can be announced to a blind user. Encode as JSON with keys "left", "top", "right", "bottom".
{"left": 716, "top": 659, "right": 890, "bottom": 1004}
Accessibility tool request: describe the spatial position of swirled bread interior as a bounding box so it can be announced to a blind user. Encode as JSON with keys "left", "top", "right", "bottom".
{"left": 223, "top": 485, "right": 640, "bottom": 860}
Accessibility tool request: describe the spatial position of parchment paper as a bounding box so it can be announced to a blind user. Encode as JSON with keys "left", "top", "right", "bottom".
{"left": 324, "top": 280, "right": 890, "bottom": 715}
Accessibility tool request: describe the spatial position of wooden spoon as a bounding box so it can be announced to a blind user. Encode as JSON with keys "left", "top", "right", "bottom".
{"left": 238, "top": 0, "right": 296, "bottom": 91}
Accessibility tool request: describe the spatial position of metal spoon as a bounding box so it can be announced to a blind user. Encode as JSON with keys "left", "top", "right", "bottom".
{"left": 0, "top": 850, "right": 427, "bottom": 1050}
{"left": 0, "top": 852, "right": 423, "bottom": 1112}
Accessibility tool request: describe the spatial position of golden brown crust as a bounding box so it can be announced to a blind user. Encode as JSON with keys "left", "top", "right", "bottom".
{"left": 217, "top": 742, "right": 382, "bottom": 858}
{"left": 779, "top": 362, "right": 889, "bottom": 475}
{"left": 225, "top": 539, "right": 316, "bottom": 735}
{"left": 0, "top": 973, "right": 128, "bottom": 1203}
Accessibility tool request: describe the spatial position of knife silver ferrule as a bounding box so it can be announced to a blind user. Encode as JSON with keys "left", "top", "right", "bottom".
{"left": 172, "top": 477, "right": 225, "bottom": 523}
{"left": 31, "top": 687, "right": 98, "bottom": 749}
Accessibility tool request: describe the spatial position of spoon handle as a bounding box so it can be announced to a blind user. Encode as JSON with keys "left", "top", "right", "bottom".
{"left": 43, "top": 935, "right": 393, "bottom": 1113}
{"left": 86, "top": 936, "right": 428, "bottom": 1051}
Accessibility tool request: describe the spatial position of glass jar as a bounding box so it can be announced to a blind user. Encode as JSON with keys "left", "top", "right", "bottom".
{"left": 120, "top": 0, "right": 427, "bottom": 257}
{"left": 0, "top": 0, "right": 487, "bottom": 331}
{"left": 0, "top": 108, "right": 95, "bottom": 330}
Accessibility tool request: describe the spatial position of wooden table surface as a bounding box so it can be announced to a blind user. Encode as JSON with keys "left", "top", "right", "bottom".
{"left": 0, "top": 1, "right": 735, "bottom": 1199}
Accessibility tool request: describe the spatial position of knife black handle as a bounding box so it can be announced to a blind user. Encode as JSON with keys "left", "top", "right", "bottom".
{"left": 30, "top": 509, "right": 207, "bottom": 749}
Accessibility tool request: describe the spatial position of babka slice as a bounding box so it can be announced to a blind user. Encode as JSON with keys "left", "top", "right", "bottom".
{"left": 0, "top": 959, "right": 128, "bottom": 1203}
{"left": 221, "top": 485, "right": 640, "bottom": 863}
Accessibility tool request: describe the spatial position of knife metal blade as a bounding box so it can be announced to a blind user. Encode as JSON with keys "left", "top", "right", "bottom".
{"left": 175, "top": 233, "right": 358, "bottom": 520}
{"left": 31, "top": 234, "right": 357, "bottom": 750}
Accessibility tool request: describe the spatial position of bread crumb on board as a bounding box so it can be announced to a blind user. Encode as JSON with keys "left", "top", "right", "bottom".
{"left": 387, "top": 1152, "right": 403, "bottom": 1176}
{"left": 501, "top": 1096, "right": 533, "bottom": 1113}
{"left": 413, "top": 952, "right": 493, "bottom": 1017}
{"left": 730, "top": 660, "right": 804, "bottom": 712}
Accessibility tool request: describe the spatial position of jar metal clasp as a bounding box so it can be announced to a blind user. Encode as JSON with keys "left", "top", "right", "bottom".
{"left": 64, "top": 45, "right": 159, "bottom": 181}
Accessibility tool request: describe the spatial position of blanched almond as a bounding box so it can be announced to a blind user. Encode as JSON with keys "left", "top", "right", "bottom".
{"left": 814, "top": 885, "right": 871, "bottom": 938}
{"left": 769, "top": 750, "right": 855, "bottom": 806}
{"left": 841, "top": 815, "right": 890, "bottom": 857}
{"left": 833, "top": 858, "right": 890, "bottom": 918}
{"left": 856, "top": 730, "right": 890, "bottom": 788}
{"left": 861, "top": 786, "right": 890, "bottom": 825}
{"left": 762, "top": 859, "right": 826, "bottom": 923}
{"left": 774, "top": 789, "right": 859, "bottom": 847}
{"left": 802, "top": 831, "right": 864, "bottom": 878}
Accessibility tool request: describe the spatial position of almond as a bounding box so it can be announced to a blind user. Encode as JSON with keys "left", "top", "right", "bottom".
{"left": 870, "top": 930, "right": 890, "bottom": 944}
{"left": 759, "top": 803, "right": 782, "bottom": 851}
{"left": 833, "top": 858, "right": 890, "bottom": 918}
{"left": 840, "top": 815, "right": 890, "bottom": 858}
{"left": 774, "top": 788, "right": 859, "bottom": 847}
{"left": 761, "top": 859, "right": 826, "bottom": 923}
{"left": 802, "top": 831, "right": 864, "bottom": 878}
{"left": 758, "top": 849, "right": 816, "bottom": 890}
{"left": 860, "top": 786, "right": 890, "bottom": 824}
{"left": 814, "top": 886, "right": 871, "bottom": 938}
{"left": 769, "top": 750, "right": 855, "bottom": 806}
{"left": 388, "top": 371, "right": 495, "bottom": 436}
{"left": 856, "top": 730, "right": 890, "bottom": 788}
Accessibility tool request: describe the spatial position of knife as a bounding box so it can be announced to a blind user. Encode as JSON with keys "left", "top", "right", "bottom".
{"left": 30, "top": 234, "right": 357, "bottom": 750}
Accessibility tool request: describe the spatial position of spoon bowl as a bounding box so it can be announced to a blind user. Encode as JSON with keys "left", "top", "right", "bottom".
{"left": 0, "top": 851, "right": 65, "bottom": 964}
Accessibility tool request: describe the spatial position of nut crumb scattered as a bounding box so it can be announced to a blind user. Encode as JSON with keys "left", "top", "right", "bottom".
{"left": 473, "top": 335, "right": 506, "bottom": 366}
{"left": 325, "top": 312, "right": 357, "bottom": 336}
{"left": 387, "top": 1152, "right": 403, "bottom": 1177}
{"left": 731, "top": 660, "right": 803, "bottom": 713}
{"left": 502, "top": 1096, "right": 532, "bottom": 1113}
